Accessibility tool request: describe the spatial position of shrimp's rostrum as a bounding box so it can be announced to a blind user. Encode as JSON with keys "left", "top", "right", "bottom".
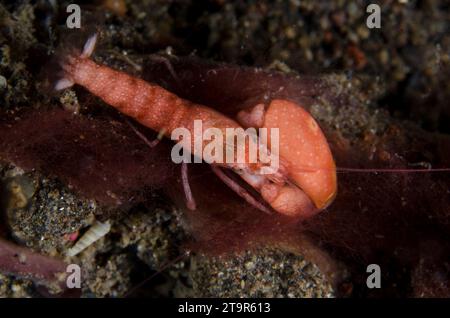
{"left": 56, "top": 34, "right": 337, "bottom": 218}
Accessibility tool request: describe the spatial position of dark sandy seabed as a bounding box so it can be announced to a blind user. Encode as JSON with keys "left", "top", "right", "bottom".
{"left": 0, "top": 0, "right": 449, "bottom": 297}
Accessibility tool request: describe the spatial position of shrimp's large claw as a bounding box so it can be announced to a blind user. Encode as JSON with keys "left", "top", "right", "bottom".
{"left": 237, "top": 99, "right": 337, "bottom": 217}
{"left": 263, "top": 99, "right": 337, "bottom": 210}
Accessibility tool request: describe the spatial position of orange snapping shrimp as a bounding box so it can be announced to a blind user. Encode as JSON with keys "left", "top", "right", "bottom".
{"left": 55, "top": 34, "right": 337, "bottom": 218}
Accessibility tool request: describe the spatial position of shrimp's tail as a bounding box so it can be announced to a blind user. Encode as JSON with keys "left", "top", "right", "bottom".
{"left": 54, "top": 33, "right": 98, "bottom": 90}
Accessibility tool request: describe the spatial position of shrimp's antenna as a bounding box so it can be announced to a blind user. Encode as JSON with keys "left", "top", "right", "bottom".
{"left": 336, "top": 167, "right": 450, "bottom": 173}
{"left": 287, "top": 165, "right": 450, "bottom": 174}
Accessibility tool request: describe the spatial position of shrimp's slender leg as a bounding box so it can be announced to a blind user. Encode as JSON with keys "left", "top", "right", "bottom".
{"left": 181, "top": 162, "right": 196, "bottom": 211}
{"left": 125, "top": 119, "right": 164, "bottom": 148}
{"left": 126, "top": 119, "right": 196, "bottom": 210}
{"left": 148, "top": 54, "right": 183, "bottom": 89}
{"left": 211, "top": 166, "right": 272, "bottom": 214}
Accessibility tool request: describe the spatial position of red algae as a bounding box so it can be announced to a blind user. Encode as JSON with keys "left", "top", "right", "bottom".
{"left": 0, "top": 237, "right": 76, "bottom": 295}
{"left": 0, "top": 108, "right": 174, "bottom": 207}
{"left": 0, "top": 56, "right": 449, "bottom": 297}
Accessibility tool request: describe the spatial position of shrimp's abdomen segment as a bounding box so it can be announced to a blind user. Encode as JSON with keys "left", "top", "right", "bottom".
{"left": 264, "top": 99, "right": 337, "bottom": 209}
{"left": 70, "top": 58, "right": 188, "bottom": 133}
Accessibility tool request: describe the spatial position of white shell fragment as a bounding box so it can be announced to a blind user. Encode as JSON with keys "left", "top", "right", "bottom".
{"left": 54, "top": 78, "right": 74, "bottom": 90}
{"left": 81, "top": 33, "right": 98, "bottom": 58}
{"left": 66, "top": 220, "right": 111, "bottom": 257}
